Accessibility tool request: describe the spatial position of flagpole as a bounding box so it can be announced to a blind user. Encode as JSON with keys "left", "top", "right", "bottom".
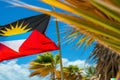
{"left": 52, "top": 7, "right": 64, "bottom": 80}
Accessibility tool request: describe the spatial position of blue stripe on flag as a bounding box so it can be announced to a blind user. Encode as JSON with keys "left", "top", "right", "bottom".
{"left": 0, "top": 31, "right": 32, "bottom": 41}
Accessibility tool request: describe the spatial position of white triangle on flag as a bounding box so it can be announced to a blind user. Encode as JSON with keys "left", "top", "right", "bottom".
{"left": 0, "top": 39, "right": 26, "bottom": 52}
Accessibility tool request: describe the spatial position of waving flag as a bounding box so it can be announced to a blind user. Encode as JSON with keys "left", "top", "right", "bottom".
{"left": 0, "top": 14, "right": 58, "bottom": 62}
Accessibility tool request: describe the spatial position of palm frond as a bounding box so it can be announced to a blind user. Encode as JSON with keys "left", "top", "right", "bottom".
{"left": 28, "top": 52, "right": 60, "bottom": 78}
{"left": 6, "top": 0, "right": 120, "bottom": 54}
{"left": 90, "top": 0, "right": 120, "bottom": 22}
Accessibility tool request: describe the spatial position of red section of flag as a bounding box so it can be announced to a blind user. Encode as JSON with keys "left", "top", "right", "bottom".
{"left": 0, "top": 43, "right": 17, "bottom": 62}
{"left": 0, "top": 30, "right": 59, "bottom": 62}
{"left": 19, "top": 30, "right": 59, "bottom": 55}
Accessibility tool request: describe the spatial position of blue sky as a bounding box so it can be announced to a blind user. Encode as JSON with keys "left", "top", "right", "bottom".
{"left": 0, "top": 0, "right": 95, "bottom": 63}
{"left": 0, "top": 0, "right": 95, "bottom": 80}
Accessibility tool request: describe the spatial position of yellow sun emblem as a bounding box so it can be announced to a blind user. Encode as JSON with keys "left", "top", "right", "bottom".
{"left": 0, "top": 21, "right": 31, "bottom": 36}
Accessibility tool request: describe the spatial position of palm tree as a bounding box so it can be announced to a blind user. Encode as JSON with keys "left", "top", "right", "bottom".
{"left": 63, "top": 26, "right": 120, "bottom": 80}
{"left": 56, "top": 65, "right": 83, "bottom": 80}
{"left": 29, "top": 52, "right": 60, "bottom": 80}
{"left": 88, "top": 44, "right": 120, "bottom": 80}
{"left": 83, "top": 66, "right": 98, "bottom": 80}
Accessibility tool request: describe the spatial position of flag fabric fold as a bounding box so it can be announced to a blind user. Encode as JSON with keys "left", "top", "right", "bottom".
{"left": 0, "top": 14, "right": 59, "bottom": 62}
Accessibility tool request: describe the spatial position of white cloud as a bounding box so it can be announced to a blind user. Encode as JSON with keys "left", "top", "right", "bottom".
{"left": 56, "top": 58, "right": 90, "bottom": 70}
{"left": 60, "top": 58, "right": 93, "bottom": 75}
{"left": 0, "top": 58, "right": 91, "bottom": 80}
{"left": 0, "top": 60, "right": 50, "bottom": 80}
{"left": 62, "top": 58, "right": 90, "bottom": 68}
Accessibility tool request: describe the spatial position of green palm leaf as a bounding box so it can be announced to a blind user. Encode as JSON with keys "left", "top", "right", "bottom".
{"left": 29, "top": 52, "right": 60, "bottom": 79}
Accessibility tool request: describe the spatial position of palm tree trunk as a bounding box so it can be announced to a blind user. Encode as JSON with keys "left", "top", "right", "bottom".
{"left": 112, "top": 57, "right": 114, "bottom": 78}
{"left": 105, "top": 69, "right": 107, "bottom": 80}
{"left": 52, "top": 7, "right": 64, "bottom": 80}
{"left": 51, "top": 72, "right": 55, "bottom": 80}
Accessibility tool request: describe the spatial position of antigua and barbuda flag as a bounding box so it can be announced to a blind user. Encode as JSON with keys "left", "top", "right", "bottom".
{"left": 0, "top": 14, "right": 59, "bottom": 62}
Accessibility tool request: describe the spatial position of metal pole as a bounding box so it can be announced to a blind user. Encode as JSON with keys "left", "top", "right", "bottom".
{"left": 52, "top": 7, "right": 64, "bottom": 80}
